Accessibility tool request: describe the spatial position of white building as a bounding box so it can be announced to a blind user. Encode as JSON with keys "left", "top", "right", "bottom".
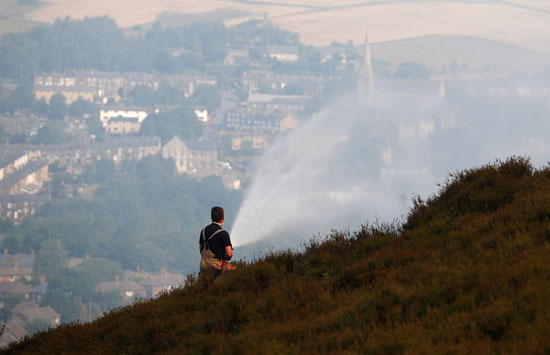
{"left": 99, "top": 106, "right": 152, "bottom": 127}
{"left": 194, "top": 108, "right": 208, "bottom": 123}
{"left": 267, "top": 45, "right": 299, "bottom": 63}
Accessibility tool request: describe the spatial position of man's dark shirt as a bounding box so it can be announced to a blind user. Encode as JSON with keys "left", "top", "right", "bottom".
{"left": 199, "top": 223, "right": 232, "bottom": 261}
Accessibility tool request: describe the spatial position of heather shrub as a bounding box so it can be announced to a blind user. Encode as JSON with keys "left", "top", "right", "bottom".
{"left": 6, "top": 157, "right": 550, "bottom": 354}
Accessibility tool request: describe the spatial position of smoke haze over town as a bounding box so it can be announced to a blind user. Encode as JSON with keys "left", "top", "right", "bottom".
{"left": 232, "top": 78, "right": 550, "bottom": 248}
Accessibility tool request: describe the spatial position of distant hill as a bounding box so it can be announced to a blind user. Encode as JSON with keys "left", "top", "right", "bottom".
{"left": 5, "top": 157, "right": 550, "bottom": 353}
{"left": 372, "top": 35, "right": 550, "bottom": 74}
{"left": 5, "top": 1, "right": 549, "bottom": 53}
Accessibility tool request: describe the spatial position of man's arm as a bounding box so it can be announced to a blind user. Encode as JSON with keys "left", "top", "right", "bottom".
{"left": 225, "top": 245, "right": 233, "bottom": 260}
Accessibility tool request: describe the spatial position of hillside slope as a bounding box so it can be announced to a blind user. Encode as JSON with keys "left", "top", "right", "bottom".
{"left": 371, "top": 35, "right": 550, "bottom": 73}
{"left": 5, "top": 157, "right": 550, "bottom": 354}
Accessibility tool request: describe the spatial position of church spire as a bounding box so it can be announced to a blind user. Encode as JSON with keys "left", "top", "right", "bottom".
{"left": 358, "top": 32, "right": 374, "bottom": 102}
{"left": 438, "top": 80, "right": 446, "bottom": 100}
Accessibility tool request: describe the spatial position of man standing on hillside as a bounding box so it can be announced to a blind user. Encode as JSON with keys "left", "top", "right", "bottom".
{"left": 199, "top": 206, "right": 233, "bottom": 279}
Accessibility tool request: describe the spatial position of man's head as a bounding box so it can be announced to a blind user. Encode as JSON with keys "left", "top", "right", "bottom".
{"left": 211, "top": 206, "right": 224, "bottom": 223}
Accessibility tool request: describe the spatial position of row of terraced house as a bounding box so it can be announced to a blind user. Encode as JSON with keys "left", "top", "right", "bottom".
{"left": 0, "top": 137, "right": 161, "bottom": 223}
{"left": 34, "top": 71, "right": 217, "bottom": 105}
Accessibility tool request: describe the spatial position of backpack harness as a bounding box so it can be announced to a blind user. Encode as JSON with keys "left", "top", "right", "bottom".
{"left": 201, "top": 228, "right": 225, "bottom": 252}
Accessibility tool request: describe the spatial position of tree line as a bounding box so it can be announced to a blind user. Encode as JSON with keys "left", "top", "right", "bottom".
{"left": 0, "top": 16, "right": 301, "bottom": 79}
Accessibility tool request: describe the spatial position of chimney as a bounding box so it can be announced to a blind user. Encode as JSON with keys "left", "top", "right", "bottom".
{"left": 3, "top": 248, "right": 7, "bottom": 255}
{"left": 31, "top": 249, "right": 35, "bottom": 256}
{"left": 85, "top": 253, "right": 90, "bottom": 260}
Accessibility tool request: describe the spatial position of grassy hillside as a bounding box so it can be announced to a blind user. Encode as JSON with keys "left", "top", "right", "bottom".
{"left": 5, "top": 157, "right": 550, "bottom": 353}
{"left": 371, "top": 35, "right": 550, "bottom": 74}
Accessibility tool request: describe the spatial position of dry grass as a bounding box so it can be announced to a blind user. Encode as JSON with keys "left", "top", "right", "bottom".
{"left": 371, "top": 35, "right": 550, "bottom": 73}
{"left": 0, "top": 0, "right": 46, "bottom": 35}
{"left": 19, "top": 0, "right": 550, "bottom": 53}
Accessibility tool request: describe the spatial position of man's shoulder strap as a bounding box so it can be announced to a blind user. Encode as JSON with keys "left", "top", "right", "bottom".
{"left": 202, "top": 227, "right": 225, "bottom": 250}
{"left": 207, "top": 228, "right": 225, "bottom": 241}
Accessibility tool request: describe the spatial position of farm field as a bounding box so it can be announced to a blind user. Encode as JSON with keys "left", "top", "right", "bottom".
{"left": 371, "top": 35, "right": 550, "bottom": 75}
{"left": 15, "top": 0, "right": 550, "bottom": 53}
{"left": 0, "top": 0, "right": 46, "bottom": 35}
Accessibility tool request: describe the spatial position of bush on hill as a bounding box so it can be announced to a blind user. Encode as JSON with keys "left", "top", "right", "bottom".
{"left": 6, "top": 157, "right": 550, "bottom": 353}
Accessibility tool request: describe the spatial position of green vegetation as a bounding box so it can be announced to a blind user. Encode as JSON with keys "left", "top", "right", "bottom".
{"left": 139, "top": 105, "right": 203, "bottom": 144}
{"left": 5, "top": 157, "right": 550, "bottom": 353}
{"left": 67, "top": 97, "right": 98, "bottom": 118}
{"left": 0, "top": 17, "right": 302, "bottom": 80}
{"left": 0, "top": 79, "right": 34, "bottom": 114}
{"left": 31, "top": 121, "right": 71, "bottom": 144}
{"left": 0, "top": 296, "right": 24, "bottom": 323}
{"left": 31, "top": 239, "right": 68, "bottom": 282}
{"left": 23, "top": 319, "right": 51, "bottom": 336}
{"left": 394, "top": 61, "right": 431, "bottom": 79}
{"left": 0, "top": 123, "right": 8, "bottom": 144}
{"left": 191, "top": 85, "right": 222, "bottom": 112}
{"left": 45, "top": 92, "right": 67, "bottom": 120}
{"left": 128, "top": 85, "right": 187, "bottom": 107}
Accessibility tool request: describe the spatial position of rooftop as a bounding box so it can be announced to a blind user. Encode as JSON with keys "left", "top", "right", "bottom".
{"left": 267, "top": 45, "right": 299, "bottom": 56}
{"left": 0, "top": 194, "right": 49, "bottom": 204}
{"left": 0, "top": 253, "right": 35, "bottom": 266}
{"left": 247, "top": 93, "right": 309, "bottom": 103}
{"left": 108, "top": 116, "right": 141, "bottom": 123}
{"left": 185, "top": 139, "right": 216, "bottom": 151}
{"left": 0, "top": 162, "right": 47, "bottom": 190}
{"left": 34, "top": 84, "right": 96, "bottom": 93}
{"left": 0, "top": 152, "right": 27, "bottom": 170}
{"left": 0, "top": 281, "right": 32, "bottom": 295}
{"left": 16, "top": 306, "right": 59, "bottom": 322}
{"left": 0, "top": 266, "right": 33, "bottom": 277}
{"left": 12, "top": 301, "right": 38, "bottom": 314}
{"left": 0, "top": 137, "right": 160, "bottom": 154}
{"left": 0, "top": 322, "right": 27, "bottom": 345}
{"left": 100, "top": 106, "right": 153, "bottom": 113}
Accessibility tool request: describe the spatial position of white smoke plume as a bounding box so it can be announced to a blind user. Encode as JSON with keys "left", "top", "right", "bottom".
{"left": 231, "top": 81, "right": 550, "bottom": 249}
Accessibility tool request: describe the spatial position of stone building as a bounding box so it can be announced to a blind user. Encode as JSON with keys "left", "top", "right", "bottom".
{"left": 0, "top": 195, "right": 49, "bottom": 224}
{"left": 162, "top": 137, "right": 218, "bottom": 175}
{"left": 105, "top": 117, "right": 142, "bottom": 134}
{"left": 267, "top": 45, "right": 299, "bottom": 62}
